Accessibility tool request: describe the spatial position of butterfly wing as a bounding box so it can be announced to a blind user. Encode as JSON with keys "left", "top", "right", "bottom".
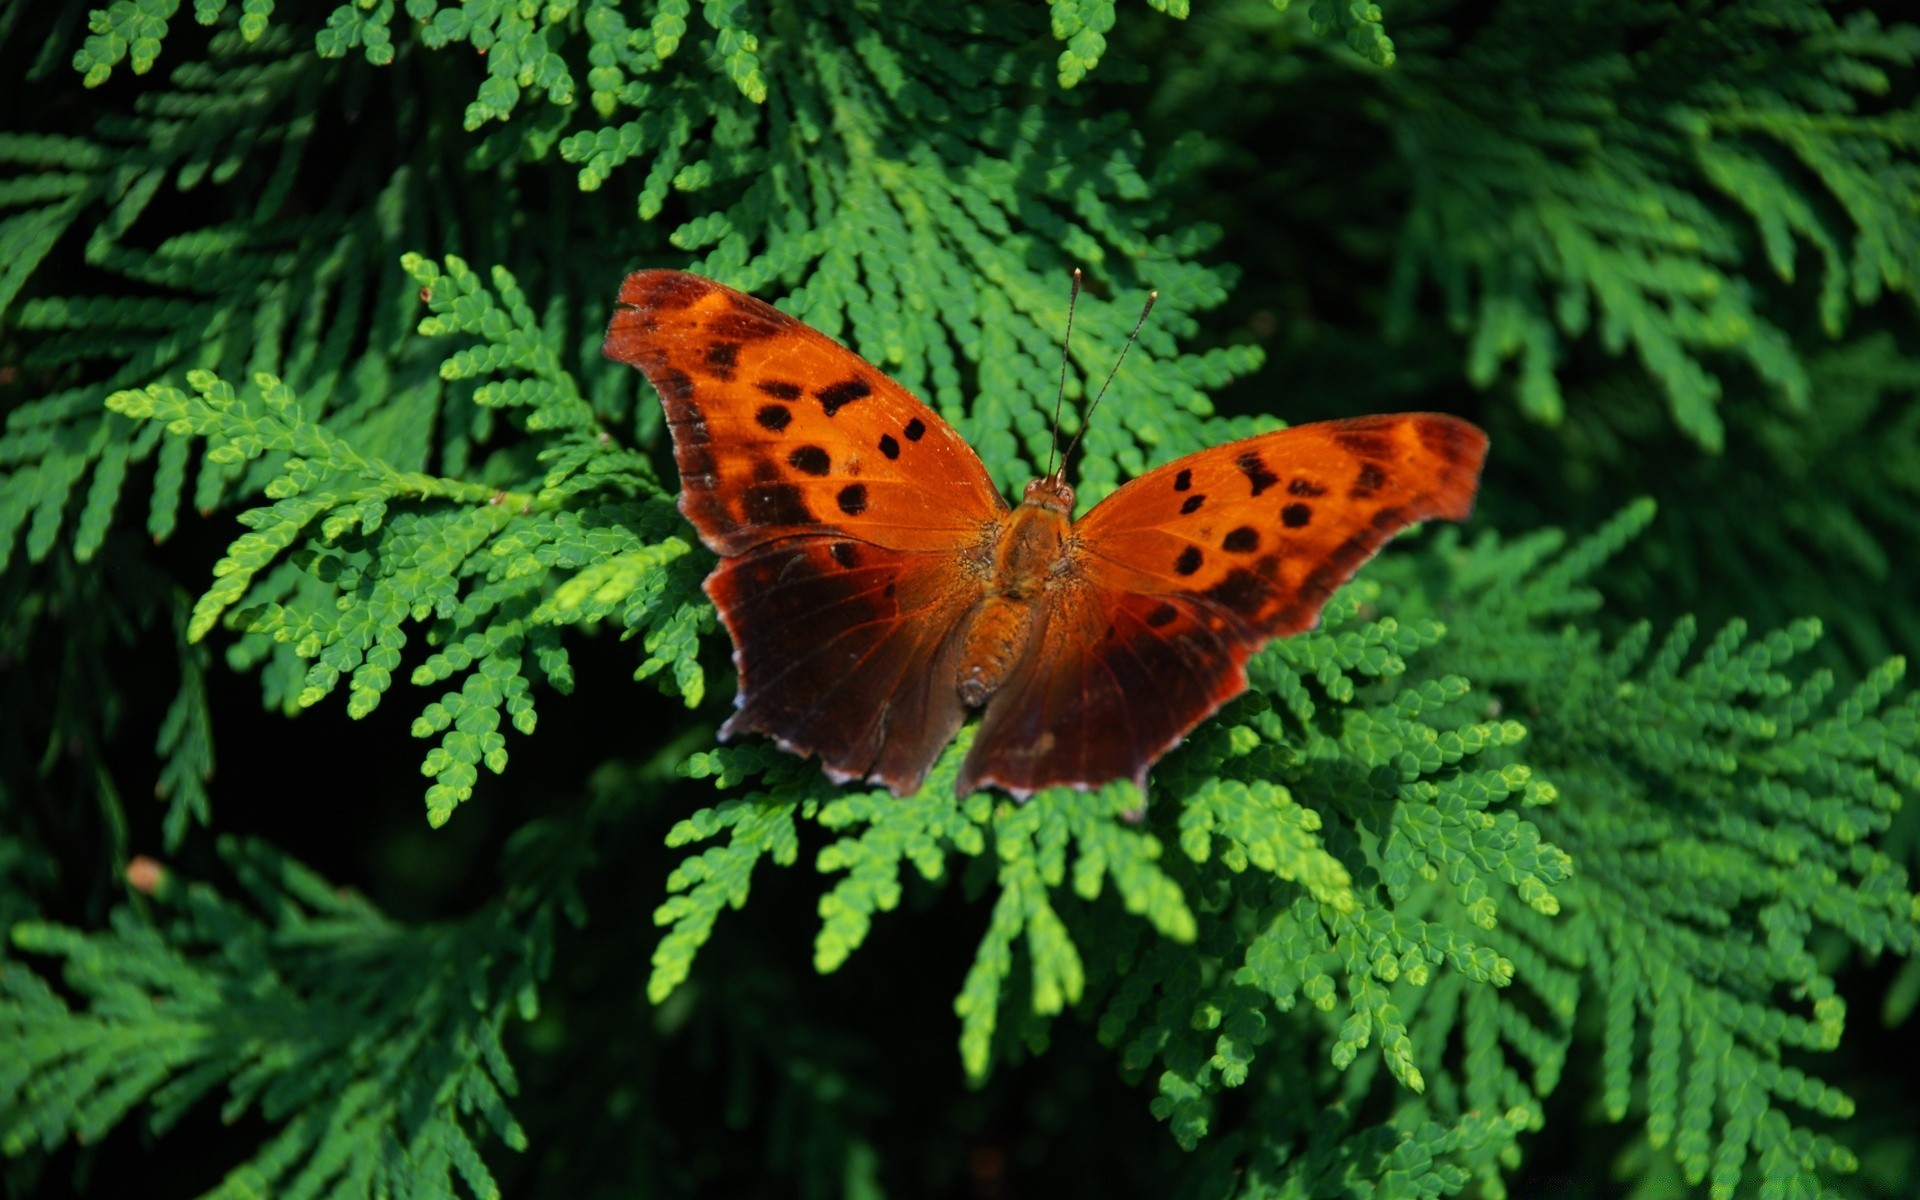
{"left": 604, "top": 270, "right": 1008, "bottom": 554}
{"left": 707, "top": 537, "right": 978, "bottom": 791}
{"left": 958, "top": 414, "right": 1488, "bottom": 797}
{"left": 604, "top": 271, "right": 1008, "bottom": 794}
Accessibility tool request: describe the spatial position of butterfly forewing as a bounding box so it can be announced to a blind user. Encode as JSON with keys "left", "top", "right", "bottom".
{"left": 603, "top": 271, "right": 1007, "bottom": 555}
{"left": 1073, "top": 414, "right": 1487, "bottom": 635}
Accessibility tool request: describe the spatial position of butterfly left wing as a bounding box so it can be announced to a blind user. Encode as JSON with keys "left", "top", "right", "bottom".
{"left": 604, "top": 271, "right": 1011, "bottom": 794}
{"left": 957, "top": 414, "right": 1488, "bottom": 797}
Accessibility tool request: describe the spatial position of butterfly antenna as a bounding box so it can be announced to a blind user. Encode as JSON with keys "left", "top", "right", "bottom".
{"left": 1045, "top": 268, "right": 1083, "bottom": 481}
{"left": 1059, "top": 287, "right": 1158, "bottom": 477}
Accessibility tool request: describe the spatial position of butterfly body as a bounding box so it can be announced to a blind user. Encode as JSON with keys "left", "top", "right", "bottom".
{"left": 605, "top": 271, "right": 1488, "bottom": 799}
{"left": 955, "top": 481, "right": 1075, "bottom": 707}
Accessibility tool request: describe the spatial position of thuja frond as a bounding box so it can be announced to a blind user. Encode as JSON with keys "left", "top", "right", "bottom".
{"left": 651, "top": 567, "right": 1568, "bottom": 1154}
{"left": 103, "top": 256, "right": 704, "bottom": 825}
{"left": 1172, "top": 1102, "right": 1531, "bottom": 1200}
{"left": 1388, "top": 2, "right": 1920, "bottom": 449}
{"left": 0, "top": 839, "right": 535, "bottom": 1197}
{"left": 647, "top": 784, "right": 817, "bottom": 1005}
{"left": 35, "top": 2, "right": 1268, "bottom": 522}
{"left": 0, "top": 541, "right": 217, "bottom": 855}
{"left": 1419, "top": 504, "right": 1920, "bottom": 1198}
{"left": 1048, "top": 0, "right": 1396, "bottom": 87}
{"left": 1, "top": 20, "right": 482, "bottom": 581}
{"left": 1495, "top": 336, "right": 1920, "bottom": 676}
{"left": 652, "top": 499, "right": 1917, "bottom": 1197}
{"left": 561, "top": 3, "right": 1262, "bottom": 497}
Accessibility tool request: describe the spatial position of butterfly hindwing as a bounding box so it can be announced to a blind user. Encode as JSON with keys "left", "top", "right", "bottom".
{"left": 707, "top": 537, "right": 980, "bottom": 793}
{"left": 958, "top": 589, "right": 1247, "bottom": 797}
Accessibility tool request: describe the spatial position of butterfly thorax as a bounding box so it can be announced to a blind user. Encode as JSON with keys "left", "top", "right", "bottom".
{"left": 993, "top": 482, "right": 1077, "bottom": 600}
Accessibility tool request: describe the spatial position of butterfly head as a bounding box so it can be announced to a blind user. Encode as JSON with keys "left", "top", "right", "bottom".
{"left": 1021, "top": 475, "right": 1075, "bottom": 515}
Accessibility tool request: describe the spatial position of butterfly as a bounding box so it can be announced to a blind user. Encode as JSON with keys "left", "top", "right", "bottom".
{"left": 603, "top": 271, "right": 1488, "bottom": 799}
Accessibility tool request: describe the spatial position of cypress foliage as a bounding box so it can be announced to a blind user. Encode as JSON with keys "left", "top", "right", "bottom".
{"left": 3, "top": 2, "right": 1917, "bottom": 1197}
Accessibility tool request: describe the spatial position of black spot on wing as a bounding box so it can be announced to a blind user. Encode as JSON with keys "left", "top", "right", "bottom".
{"left": 667, "top": 395, "right": 710, "bottom": 446}
{"left": 830, "top": 542, "right": 861, "bottom": 569}
{"left": 1203, "top": 568, "right": 1267, "bottom": 618}
{"left": 1282, "top": 503, "right": 1312, "bottom": 528}
{"left": 837, "top": 483, "right": 869, "bottom": 516}
{"left": 745, "top": 483, "right": 816, "bottom": 527}
{"left": 1331, "top": 531, "right": 1377, "bottom": 570}
{"left": 653, "top": 367, "right": 695, "bottom": 403}
{"left": 709, "top": 296, "right": 788, "bottom": 342}
{"left": 1180, "top": 494, "right": 1206, "bottom": 515}
{"left": 1415, "top": 415, "right": 1480, "bottom": 462}
{"left": 1370, "top": 505, "right": 1408, "bottom": 532}
{"left": 879, "top": 434, "right": 900, "bottom": 460}
{"left": 1237, "top": 451, "right": 1280, "bottom": 497}
{"left": 903, "top": 418, "right": 926, "bottom": 441}
{"left": 1174, "top": 546, "right": 1203, "bottom": 576}
{"left": 756, "top": 379, "right": 803, "bottom": 401}
{"left": 1288, "top": 478, "right": 1327, "bottom": 497}
{"left": 1146, "top": 602, "right": 1179, "bottom": 628}
{"left": 1222, "top": 526, "right": 1259, "bottom": 553}
{"left": 755, "top": 405, "right": 792, "bottom": 432}
{"left": 817, "top": 376, "right": 872, "bottom": 416}
{"left": 1275, "top": 531, "right": 1389, "bottom": 632}
{"left": 704, "top": 342, "right": 740, "bottom": 380}
{"left": 1351, "top": 463, "right": 1388, "bottom": 497}
{"left": 787, "top": 445, "right": 831, "bottom": 476}
{"left": 1173, "top": 468, "right": 1192, "bottom": 492}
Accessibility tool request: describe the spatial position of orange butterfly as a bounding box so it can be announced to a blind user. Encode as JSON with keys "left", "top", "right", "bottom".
{"left": 604, "top": 271, "right": 1487, "bottom": 798}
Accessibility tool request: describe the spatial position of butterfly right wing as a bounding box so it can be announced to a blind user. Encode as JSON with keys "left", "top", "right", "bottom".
{"left": 604, "top": 271, "right": 1008, "bottom": 794}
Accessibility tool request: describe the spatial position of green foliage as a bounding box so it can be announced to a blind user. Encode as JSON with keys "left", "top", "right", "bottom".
{"left": 1423, "top": 502, "right": 1919, "bottom": 1199}
{"left": 3, "top": 0, "right": 1918, "bottom": 1197}
{"left": 100, "top": 255, "right": 705, "bottom": 826}
{"left": 1387, "top": 1, "right": 1920, "bottom": 450}
{"left": 3, "top": 838, "right": 538, "bottom": 1195}
{"left": 1048, "top": 0, "right": 1395, "bottom": 88}
{"left": 1493, "top": 334, "right": 1920, "bottom": 676}
{"left": 643, "top": 501, "right": 1920, "bottom": 1197}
